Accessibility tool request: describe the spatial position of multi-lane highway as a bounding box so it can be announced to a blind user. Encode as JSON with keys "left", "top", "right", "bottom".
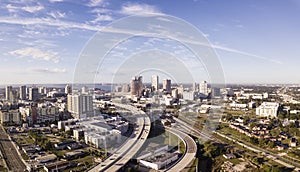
{"left": 165, "top": 127, "right": 197, "bottom": 172}
{"left": 0, "top": 126, "right": 26, "bottom": 171}
{"left": 89, "top": 103, "right": 150, "bottom": 172}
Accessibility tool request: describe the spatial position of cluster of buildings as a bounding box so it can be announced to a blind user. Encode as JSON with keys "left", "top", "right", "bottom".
{"left": 0, "top": 83, "right": 99, "bottom": 126}
{"left": 58, "top": 116, "right": 128, "bottom": 149}
{"left": 228, "top": 118, "right": 297, "bottom": 150}
{"left": 137, "top": 143, "right": 178, "bottom": 170}
{"left": 125, "top": 75, "right": 221, "bottom": 105}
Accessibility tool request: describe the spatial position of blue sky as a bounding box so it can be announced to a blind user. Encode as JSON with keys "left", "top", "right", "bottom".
{"left": 0, "top": 0, "right": 300, "bottom": 84}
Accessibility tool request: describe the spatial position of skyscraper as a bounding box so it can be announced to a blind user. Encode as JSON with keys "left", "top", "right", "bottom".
{"left": 131, "top": 76, "right": 143, "bottom": 97}
{"left": 67, "top": 94, "right": 93, "bottom": 119}
{"left": 5, "top": 86, "right": 12, "bottom": 101}
{"left": 20, "top": 85, "right": 26, "bottom": 100}
{"left": 199, "top": 81, "right": 208, "bottom": 97}
{"left": 192, "top": 82, "right": 199, "bottom": 92}
{"left": 29, "top": 87, "right": 39, "bottom": 101}
{"left": 65, "top": 84, "right": 72, "bottom": 94}
{"left": 163, "top": 79, "right": 171, "bottom": 92}
{"left": 5, "top": 86, "right": 16, "bottom": 103}
{"left": 151, "top": 75, "right": 159, "bottom": 91}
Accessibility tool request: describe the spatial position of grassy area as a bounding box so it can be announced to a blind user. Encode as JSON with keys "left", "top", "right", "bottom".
{"left": 63, "top": 155, "right": 94, "bottom": 172}
{"left": 21, "top": 152, "right": 29, "bottom": 160}
{"left": 14, "top": 136, "right": 35, "bottom": 146}
{"left": 224, "top": 110, "right": 245, "bottom": 116}
{"left": 164, "top": 131, "right": 179, "bottom": 147}
{"left": 179, "top": 113, "right": 208, "bottom": 131}
{"left": 185, "top": 158, "right": 198, "bottom": 172}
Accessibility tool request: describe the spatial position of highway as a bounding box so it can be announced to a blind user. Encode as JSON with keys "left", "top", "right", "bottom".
{"left": 0, "top": 126, "right": 26, "bottom": 171}
{"left": 89, "top": 103, "right": 150, "bottom": 172}
{"left": 215, "top": 131, "right": 300, "bottom": 169}
{"left": 174, "top": 117, "right": 300, "bottom": 170}
{"left": 165, "top": 127, "right": 197, "bottom": 172}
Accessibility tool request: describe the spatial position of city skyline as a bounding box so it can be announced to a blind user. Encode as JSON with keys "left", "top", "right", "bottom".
{"left": 1, "top": 0, "right": 300, "bottom": 84}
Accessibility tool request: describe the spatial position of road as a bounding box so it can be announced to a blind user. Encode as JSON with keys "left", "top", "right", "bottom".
{"left": 0, "top": 126, "right": 26, "bottom": 171}
{"left": 89, "top": 103, "right": 150, "bottom": 172}
{"left": 215, "top": 131, "right": 300, "bottom": 169}
{"left": 174, "top": 117, "right": 300, "bottom": 170}
{"left": 165, "top": 127, "right": 197, "bottom": 172}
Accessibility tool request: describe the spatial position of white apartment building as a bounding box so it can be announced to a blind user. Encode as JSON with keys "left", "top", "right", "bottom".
{"left": 0, "top": 110, "right": 22, "bottom": 125}
{"left": 256, "top": 102, "right": 279, "bottom": 118}
{"left": 67, "top": 94, "right": 93, "bottom": 119}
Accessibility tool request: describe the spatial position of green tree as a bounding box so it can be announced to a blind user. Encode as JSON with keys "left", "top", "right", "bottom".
{"left": 243, "top": 116, "right": 250, "bottom": 125}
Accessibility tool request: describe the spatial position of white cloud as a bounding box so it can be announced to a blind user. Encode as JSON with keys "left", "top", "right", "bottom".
{"left": 120, "top": 3, "right": 161, "bottom": 15}
{"left": 22, "top": 4, "right": 44, "bottom": 13}
{"left": 88, "top": 0, "right": 107, "bottom": 7}
{"left": 6, "top": 4, "right": 19, "bottom": 13}
{"left": 49, "top": 0, "right": 63, "bottom": 3}
{"left": 91, "top": 14, "right": 113, "bottom": 23}
{"left": 0, "top": 15, "right": 281, "bottom": 65}
{"left": 5, "top": 3, "right": 44, "bottom": 13}
{"left": 90, "top": 8, "right": 111, "bottom": 14}
{"left": 30, "top": 68, "right": 66, "bottom": 73}
{"left": 0, "top": 16, "right": 102, "bottom": 31}
{"left": 9, "top": 47, "right": 60, "bottom": 63}
{"left": 48, "top": 11, "right": 66, "bottom": 19}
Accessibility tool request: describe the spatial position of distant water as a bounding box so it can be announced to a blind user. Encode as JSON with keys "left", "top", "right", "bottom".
{"left": 0, "top": 83, "right": 114, "bottom": 91}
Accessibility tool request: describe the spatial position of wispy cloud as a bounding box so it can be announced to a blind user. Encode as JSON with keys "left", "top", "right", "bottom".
{"left": 120, "top": 3, "right": 161, "bottom": 15}
{"left": 48, "top": 11, "right": 66, "bottom": 19}
{"left": 30, "top": 67, "right": 66, "bottom": 73}
{"left": 22, "top": 4, "right": 44, "bottom": 13}
{"left": 49, "top": 0, "right": 64, "bottom": 3}
{"left": 87, "top": 0, "right": 107, "bottom": 7}
{"left": 0, "top": 16, "right": 102, "bottom": 31}
{"left": 9, "top": 47, "right": 60, "bottom": 63}
{"left": 0, "top": 14, "right": 281, "bottom": 65}
{"left": 211, "top": 44, "right": 282, "bottom": 64}
{"left": 90, "top": 14, "right": 113, "bottom": 23}
{"left": 6, "top": 3, "right": 44, "bottom": 13}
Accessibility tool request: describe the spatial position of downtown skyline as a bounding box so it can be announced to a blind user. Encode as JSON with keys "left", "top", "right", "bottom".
{"left": 1, "top": 0, "right": 300, "bottom": 84}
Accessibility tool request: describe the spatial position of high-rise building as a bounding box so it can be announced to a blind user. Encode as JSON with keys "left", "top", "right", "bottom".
{"left": 172, "top": 88, "right": 178, "bottom": 99}
{"left": 122, "top": 84, "right": 130, "bottom": 93}
{"left": 65, "top": 84, "right": 72, "bottom": 94}
{"left": 29, "top": 87, "right": 39, "bottom": 101}
{"left": 130, "top": 76, "right": 143, "bottom": 97}
{"left": 38, "top": 87, "right": 45, "bottom": 94}
{"left": 163, "top": 79, "right": 171, "bottom": 92}
{"left": 20, "top": 85, "right": 26, "bottom": 100}
{"left": 199, "top": 81, "right": 208, "bottom": 97}
{"left": 151, "top": 75, "right": 159, "bottom": 91}
{"left": 192, "top": 82, "right": 199, "bottom": 92}
{"left": 67, "top": 94, "right": 93, "bottom": 119}
{"left": 177, "top": 85, "right": 184, "bottom": 99}
{"left": 81, "top": 86, "right": 88, "bottom": 94}
{"left": 5, "top": 86, "right": 17, "bottom": 103}
{"left": 0, "top": 110, "right": 21, "bottom": 125}
{"left": 211, "top": 87, "right": 221, "bottom": 98}
{"left": 5, "top": 86, "right": 12, "bottom": 101}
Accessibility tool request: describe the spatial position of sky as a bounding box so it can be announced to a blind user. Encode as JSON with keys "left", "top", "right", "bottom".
{"left": 1, "top": 0, "right": 300, "bottom": 85}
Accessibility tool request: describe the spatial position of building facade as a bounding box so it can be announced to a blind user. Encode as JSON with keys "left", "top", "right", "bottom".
{"left": 163, "top": 79, "right": 171, "bottom": 92}
{"left": 151, "top": 75, "right": 159, "bottom": 91}
{"left": 67, "top": 94, "right": 93, "bottom": 119}
{"left": 256, "top": 102, "right": 279, "bottom": 118}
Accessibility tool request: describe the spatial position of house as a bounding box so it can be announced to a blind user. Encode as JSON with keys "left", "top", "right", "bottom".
{"left": 223, "top": 154, "right": 236, "bottom": 159}
{"left": 291, "top": 138, "right": 297, "bottom": 147}
{"left": 44, "top": 161, "right": 69, "bottom": 172}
